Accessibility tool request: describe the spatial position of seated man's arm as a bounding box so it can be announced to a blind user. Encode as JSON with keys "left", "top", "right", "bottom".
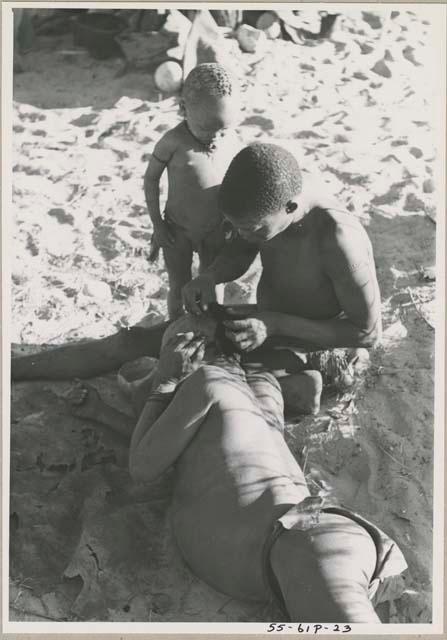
{"left": 206, "top": 234, "right": 260, "bottom": 284}
{"left": 267, "top": 226, "right": 381, "bottom": 349}
{"left": 183, "top": 235, "right": 260, "bottom": 314}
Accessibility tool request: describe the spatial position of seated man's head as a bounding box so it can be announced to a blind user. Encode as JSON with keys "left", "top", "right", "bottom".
{"left": 182, "top": 63, "right": 240, "bottom": 145}
{"left": 219, "top": 143, "right": 303, "bottom": 243}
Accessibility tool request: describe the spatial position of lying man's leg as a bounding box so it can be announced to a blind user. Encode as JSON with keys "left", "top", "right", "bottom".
{"left": 11, "top": 324, "right": 168, "bottom": 381}
{"left": 11, "top": 312, "right": 223, "bottom": 382}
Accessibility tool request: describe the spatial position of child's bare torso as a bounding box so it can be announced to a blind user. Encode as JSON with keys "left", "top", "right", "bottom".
{"left": 165, "top": 122, "right": 241, "bottom": 241}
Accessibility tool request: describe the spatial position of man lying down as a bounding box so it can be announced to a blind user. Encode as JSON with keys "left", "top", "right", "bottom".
{"left": 66, "top": 313, "right": 407, "bottom": 623}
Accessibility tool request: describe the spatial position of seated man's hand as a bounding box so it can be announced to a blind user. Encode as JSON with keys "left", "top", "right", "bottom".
{"left": 182, "top": 273, "right": 217, "bottom": 314}
{"left": 224, "top": 312, "right": 275, "bottom": 352}
{"left": 152, "top": 332, "right": 206, "bottom": 392}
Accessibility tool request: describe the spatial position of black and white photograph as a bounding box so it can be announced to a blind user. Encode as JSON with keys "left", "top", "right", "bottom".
{"left": 3, "top": 2, "right": 445, "bottom": 634}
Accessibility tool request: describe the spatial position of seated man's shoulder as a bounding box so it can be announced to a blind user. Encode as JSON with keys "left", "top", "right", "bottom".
{"left": 316, "top": 208, "right": 369, "bottom": 248}
{"left": 315, "top": 209, "right": 373, "bottom": 277}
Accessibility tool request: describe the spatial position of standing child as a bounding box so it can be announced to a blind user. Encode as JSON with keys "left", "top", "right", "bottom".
{"left": 144, "top": 63, "right": 242, "bottom": 319}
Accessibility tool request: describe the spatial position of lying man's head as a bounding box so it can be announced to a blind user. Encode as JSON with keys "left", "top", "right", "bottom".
{"left": 218, "top": 142, "right": 303, "bottom": 243}
{"left": 161, "top": 313, "right": 216, "bottom": 349}
{"left": 161, "top": 307, "right": 242, "bottom": 359}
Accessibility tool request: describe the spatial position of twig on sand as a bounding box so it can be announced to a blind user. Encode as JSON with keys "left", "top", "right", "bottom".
{"left": 302, "top": 446, "right": 309, "bottom": 475}
{"left": 9, "top": 604, "right": 67, "bottom": 622}
{"left": 378, "top": 446, "right": 430, "bottom": 505}
{"left": 424, "top": 210, "right": 436, "bottom": 225}
{"left": 378, "top": 444, "right": 411, "bottom": 472}
{"left": 216, "top": 596, "right": 235, "bottom": 614}
{"left": 379, "top": 445, "right": 431, "bottom": 507}
{"left": 406, "top": 287, "right": 435, "bottom": 330}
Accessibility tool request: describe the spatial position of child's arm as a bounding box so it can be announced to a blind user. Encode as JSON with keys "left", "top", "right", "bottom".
{"left": 144, "top": 130, "right": 177, "bottom": 249}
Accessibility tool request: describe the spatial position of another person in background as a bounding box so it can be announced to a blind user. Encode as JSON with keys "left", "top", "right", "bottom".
{"left": 144, "top": 62, "right": 242, "bottom": 318}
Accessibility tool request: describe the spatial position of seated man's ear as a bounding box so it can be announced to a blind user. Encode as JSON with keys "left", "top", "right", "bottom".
{"left": 285, "top": 200, "right": 298, "bottom": 214}
{"left": 179, "top": 99, "right": 186, "bottom": 117}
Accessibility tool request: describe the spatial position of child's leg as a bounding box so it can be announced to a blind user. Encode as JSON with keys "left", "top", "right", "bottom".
{"left": 198, "top": 228, "right": 225, "bottom": 304}
{"left": 162, "top": 230, "right": 193, "bottom": 319}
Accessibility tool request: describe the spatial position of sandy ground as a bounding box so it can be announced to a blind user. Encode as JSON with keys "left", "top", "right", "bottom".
{"left": 9, "top": 10, "right": 437, "bottom": 623}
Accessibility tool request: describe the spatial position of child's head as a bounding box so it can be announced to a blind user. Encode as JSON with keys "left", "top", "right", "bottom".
{"left": 218, "top": 143, "right": 303, "bottom": 243}
{"left": 182, "top": 63, "right": 239, "bottom": 145}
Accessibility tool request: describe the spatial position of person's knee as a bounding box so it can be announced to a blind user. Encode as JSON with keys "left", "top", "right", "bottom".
{"left": 280, "top": 370, "right": 323, "bottom": 415}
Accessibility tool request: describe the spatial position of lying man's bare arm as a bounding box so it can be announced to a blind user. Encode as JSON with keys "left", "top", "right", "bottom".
{"left": 129, "top": 332, "right": 207, "bottom": 483}
{"left": 129, "top": 369, "right": 214, "bottom": 484}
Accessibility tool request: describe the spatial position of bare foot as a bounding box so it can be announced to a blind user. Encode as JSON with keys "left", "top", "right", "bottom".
{"left": 64, "top": 381, "right": 105, "bottom": 422}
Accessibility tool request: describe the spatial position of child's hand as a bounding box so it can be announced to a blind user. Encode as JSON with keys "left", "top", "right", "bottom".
{"left": 152, "top": 332, "right": 206, "bottom": 391}
{"left": 182, "top": 274, "right": 217, "bottom": 314}
{"left": 154, "top": 220, "right": 175, "bottom": 249}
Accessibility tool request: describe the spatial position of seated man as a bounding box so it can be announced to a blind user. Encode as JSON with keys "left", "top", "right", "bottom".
{"left": 182, "top": 142, "right": 381, "bottom": 413}
{"left": 67, "top": 317, "right": 407, "bottom": 623}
